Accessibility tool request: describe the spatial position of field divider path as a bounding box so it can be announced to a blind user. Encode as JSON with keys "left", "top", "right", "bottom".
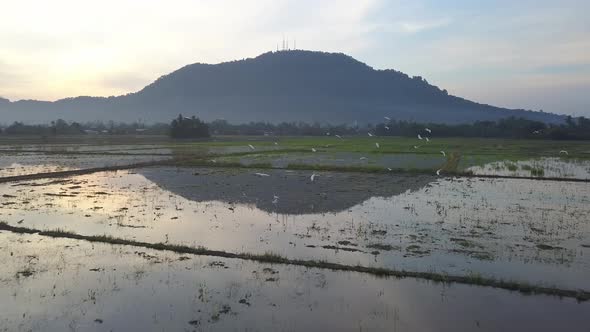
{"left": 175, "top": 158, "right": 590, "bottom": 183}
{"left": 1, "top": 221, "right": 588, "bottom": 302}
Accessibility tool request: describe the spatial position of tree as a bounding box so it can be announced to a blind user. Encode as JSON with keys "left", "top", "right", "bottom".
{"left": 170, "top": 114, "right": 210, "bottom": 138}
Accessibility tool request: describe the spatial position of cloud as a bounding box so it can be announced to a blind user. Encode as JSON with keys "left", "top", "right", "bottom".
{"left": 398, "top": 18, "right": 451, "bottom": 34}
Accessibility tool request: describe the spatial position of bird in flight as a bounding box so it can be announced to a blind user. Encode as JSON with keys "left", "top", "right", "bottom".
{"left": 311, "top": 148, "right": 317, "bottom": 152}
{"left": 248, "top": 144, "right": 255, "bottom": 150}
{"left": 254, "top": 172, "right": 270, "bottom": 177}
{"left": 310, "top": 173, "right": 318, "bottom": 182}
{"left": 375, "top": 143, "right": 380, "bottom": 148}
{"left": 425, "top": 128, "right": 432, "bottom": 133}
{"left": 440, "top": 150, "right": 446, "bottom": 157}
{"left": 417, "top": 134, "right": 423, "bottom": 140}
{"left": 384, "top": 116, "right": 391, "bottom": 121}
{"left": 436, "top": 169, "right": 441, "bottom": 176}
{"left": 559, "top": 150, "right": 568, "bottom": 155}
{"left": 335, "top": 135, "right": 342, "bottom": 139}
{"left": 368, "top": 133, "right": 374, "bottom": 137}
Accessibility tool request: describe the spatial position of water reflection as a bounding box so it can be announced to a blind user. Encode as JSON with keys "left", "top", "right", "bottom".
{"left": 1, "top": 232, "right": 588, "bottom": 331}
{"left": 139, "top": 167, "right": 436, "bottom": 214}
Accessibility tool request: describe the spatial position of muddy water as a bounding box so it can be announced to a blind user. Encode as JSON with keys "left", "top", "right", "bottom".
{"left": 1, "top": 167, "right": 589, "bottom": 290}
{"left": 0, "top": 232, "right": 588, "bottom": 331}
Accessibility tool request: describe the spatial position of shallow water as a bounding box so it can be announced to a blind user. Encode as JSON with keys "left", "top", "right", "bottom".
{"left": 1, "top": 232, "right": 588, "bottom": 331}
{"left": 1, "top": 167, "right": 588, "bottom": 290}
{"left": 467, "top": 157, "right": 590, "bottom": 179}
{"left": 0, "top": 153, "right": 170, "bottom": 178}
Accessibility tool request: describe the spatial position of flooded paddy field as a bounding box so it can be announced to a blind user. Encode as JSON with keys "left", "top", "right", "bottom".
{"left": 1, "top": 232, "right": 589, "bottom": 332}
{"left": 1, "top": 136, "right": 590, "bottom": 330}
{"left": 0, "top": 153, "right": 170, "bottom": 178}
{"left": 1, "top": 167, "right": 589, "bottom": 291}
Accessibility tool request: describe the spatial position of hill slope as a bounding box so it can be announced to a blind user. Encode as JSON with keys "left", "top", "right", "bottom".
{"left": 0, "top": 50, "right": 563, "bottom": 124}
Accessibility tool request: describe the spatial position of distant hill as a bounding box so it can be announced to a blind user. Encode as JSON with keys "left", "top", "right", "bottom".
{"left": 0, "top": 50, "right": 564, "bottom": 124}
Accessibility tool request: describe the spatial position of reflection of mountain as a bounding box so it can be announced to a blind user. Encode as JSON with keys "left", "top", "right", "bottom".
{"left": 138, "top": 167, "right": 435, "bottom": 215}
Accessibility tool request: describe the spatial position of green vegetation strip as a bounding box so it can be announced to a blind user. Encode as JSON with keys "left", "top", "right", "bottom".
{"left": 1, "top": 222, "right": 588, "bottom": 302}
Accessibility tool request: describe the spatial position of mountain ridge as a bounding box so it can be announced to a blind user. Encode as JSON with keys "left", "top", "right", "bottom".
{"left": 0, "top": 50, "right": 564, "bottom": 124}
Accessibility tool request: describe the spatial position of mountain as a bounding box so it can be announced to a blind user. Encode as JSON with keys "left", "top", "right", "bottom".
{"left": 0, "top": 50, "right": 564, "bottom": 124}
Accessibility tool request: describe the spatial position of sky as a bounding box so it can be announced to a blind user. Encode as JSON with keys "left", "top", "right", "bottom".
{"left": 1, "top": 0, "right": 589, "bottom": 116}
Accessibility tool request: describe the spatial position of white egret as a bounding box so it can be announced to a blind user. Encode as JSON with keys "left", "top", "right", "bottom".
{"left": 248, "top": 144, "right": 255, "bottom": 150}
{"left": 335, "top": 135, "right": 342, "bottom": 139}
{"left": 274, "top": 142, "right": 278, "bottom": 145}
{"left": 385, "top": 126, "right": 390, "bottom": 130}
{"left": 559, "top": 150, "right": 568, "bottom": 155}
{"left": 425, "top": 137, "right": 430, "bottom": 142}
{"left": 360, "top": 157, "right": 367, "bottom": 160}
{"left": 368, "top": 133, "right": 374, "bottom": 137}
{"left": 375, "top": 143, "right": 380, "bottom": 148}
{"left": 417, "top": 134, "right": 423, "bottom": 140}
{"left": 440, "top": 151, "right": 446, "bottom": 157}
{"left": 311, "top": 148, "right": 317, "bottom": 152}
{"left": 387, "top": 167, "right": 392, "bottom": 171}
{"left": 413, "top": 145, "right": 420, "bottom": 149}
{"left": 310, "top": 173, "right": 317, "bottom": 182}
{"left": 436, "top": 169, "right": 441, "bottom": 176}
{"left": 384, "top": 116, "right": 391, "bottom": 121}
{"left": 272, "top": 195, "right": 279, "bottom": 204}
{"left": 425, "top": 128, "right": 432, "bottom": 133}
{"left": 254, "top": 173, "right": 270, "bottom": 177}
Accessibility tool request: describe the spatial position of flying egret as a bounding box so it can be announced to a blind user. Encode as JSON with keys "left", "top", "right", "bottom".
{"left": 248, "top": 144, "right": 255, "bottom": 150}
{"left": 210, "top": 159, "right": 217, "bottom": 163}
{"left": 310, "top": 173, "right": 317, "bottom": 182}
{"left": 559, "top": 150, "right": 568, "bottom": 155}
{"left": 387, "top": 167, "right": 392, "bottom": 171}
{"left": 425, "top": 137, "right": 430, "bottom": 142}
{"left": 375, "top": 142, "right": 380, "bottom": 148}
{"left": 311, "top": 148, "right": 317, "bottom": 152}
{"left": 417, "top": 134, "right": 423, "bottom": 140}
{"left": 425, "top": 128, "right": 432, "bottom": 133}
{"left": 384, "top": 116, "right": 391, "bottom": 121}
{"left": 326, "top": 132, "right": 330, "bottom": 136}
{"left": 368, "top": 133, "right": 374, "bottom": 137}
{"left": 436, "top": 169, "right": 441, "bottom": 176}
{"left": 413, "top": 145, "right": 420, "bottom": 149}
{"left": 440, "top": 150, "right": 446, "bottom": 157}
{"left": 385, "top": 126, "right": 390, "bottom": 130}
{"left": 274, "top": 142, "right": 278, "bottom": 145}
{"left": 533, "top": 130, "right": 541, "bottom": 134}
{"left": 335, "top": 135, "right": 342, "bottom": 139}
{"left": 360, "top": 157, "right": 367, "bottom": 160}
{"left": 254, "top": 172, "right": 270, "bottom": 177}
{"left": 272, "top": 195, "right": 279, "bottom": 204}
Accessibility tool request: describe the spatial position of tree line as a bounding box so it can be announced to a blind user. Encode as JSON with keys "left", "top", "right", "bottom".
{"left": 1, "top": 115, "right": 590, "bottom": 140}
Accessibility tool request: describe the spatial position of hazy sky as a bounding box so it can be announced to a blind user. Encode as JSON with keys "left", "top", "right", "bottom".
{"left": 1, "top": 0, "right": 588, "bottom": 116}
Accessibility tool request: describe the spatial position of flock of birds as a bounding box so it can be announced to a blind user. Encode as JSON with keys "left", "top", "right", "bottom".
{"left": 246, "top": 116, "right": 572, "bottom": 204}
